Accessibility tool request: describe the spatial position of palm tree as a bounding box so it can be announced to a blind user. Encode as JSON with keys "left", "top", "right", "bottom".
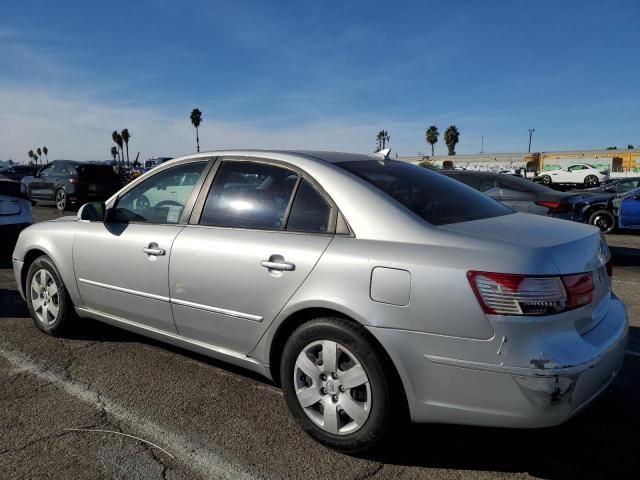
{"left": 190, "top": 108, "right": 203, "bottom": 152}
{"left": 112, "top": 130, "right": 124, "bottom": 164}
{"left": 425, "top": 126, "right": 439, "bottom": 156}
{"left": 121, "top": 129, "right": 131, "bottom": 166}
{"left": 43, "top": 146, "right": 48, "bottom": 163}
{"left": 444, "top": 125, "right": 460, "bottom": 155}
{"left": 37, "top": 147, "right": 42, "bottom": 163}
{"left": 110, "top": 146, "right": 118, "bottom": 164}
{"left": 376, "top": 130, "right": 390, "bottom": 151}
{"left": 28, "top": 150, "right": 34, "bottom": 165}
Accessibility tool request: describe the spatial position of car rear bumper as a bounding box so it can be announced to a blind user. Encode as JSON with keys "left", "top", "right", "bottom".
{"left": 368, "top": 296, "right": 628, "bottom": 428}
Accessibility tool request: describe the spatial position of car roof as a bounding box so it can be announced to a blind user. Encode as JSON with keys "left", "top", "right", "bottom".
{"left": 166, "top": 150, "right": 385, "bottom": 166}
{"left": 441, "top": 170, "right": 500, "bottom": 177}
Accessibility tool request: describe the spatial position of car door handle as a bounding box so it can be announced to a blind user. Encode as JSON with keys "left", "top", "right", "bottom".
{"left": 143, "top": 243, "right": 166, "bottom": 256}
{"left": 261, "top": 260, "right": 295, "bottom": 271}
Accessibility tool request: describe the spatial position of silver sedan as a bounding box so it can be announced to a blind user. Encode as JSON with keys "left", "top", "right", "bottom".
{"left": 12, "top": 150, "right": 628, "bottom": 452}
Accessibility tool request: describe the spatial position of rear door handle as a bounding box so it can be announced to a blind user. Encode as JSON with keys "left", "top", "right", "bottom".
{"left": 261, "top": 260, "right": 295, "bottom": 271}
{"left": 143, "top": 242, "right": 166, "bottom": 256}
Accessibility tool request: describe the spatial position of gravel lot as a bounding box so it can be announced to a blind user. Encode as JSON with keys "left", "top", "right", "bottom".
{"left": 1, "top": 206, "right": 639, "bottom": 479}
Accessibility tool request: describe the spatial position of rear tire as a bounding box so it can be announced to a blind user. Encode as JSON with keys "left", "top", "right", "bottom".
{"left": 588, "top": 209, "right": 616, "bottom": 234}
{"left": 584, "top": 175, "right": 599, "bottom": 188}
{"left": 55, "top": 188, "right": 67, "bottom": 211}
{"left": 26, "top": 255, "right": 77, "bottom": 336}
{"left": 280, "top": 317, "right": 399, "bottom": 453}
{"left": 541, "top": 175, "right": 552, "bottom": 185}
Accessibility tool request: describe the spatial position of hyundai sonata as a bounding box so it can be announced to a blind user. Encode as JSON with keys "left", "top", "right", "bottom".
{"left": 12, "top": 150, "right": 628, "bottom": 452}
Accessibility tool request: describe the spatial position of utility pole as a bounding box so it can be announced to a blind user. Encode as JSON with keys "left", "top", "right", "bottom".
{"left": 481, "top": 136, "right": 484, "bottom": 155}
{"left": 528, "top": 128, "right": 535, "bottom": 153}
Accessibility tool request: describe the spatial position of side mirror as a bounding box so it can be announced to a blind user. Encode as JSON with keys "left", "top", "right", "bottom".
{"left": 78, "top": 201, "right": 106, "bottom": 221}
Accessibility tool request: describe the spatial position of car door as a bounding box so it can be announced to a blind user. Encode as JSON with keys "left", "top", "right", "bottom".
{"left": 73, "top": 159, "right": 210, "bottom": 332}
{"left": 29, "top": 164, "right": 55, "bottom": 199}
{"left": 169, "top": 158, "right": 335, "bottom": 354}
{"left": 618, "top": 189, "right": 640, "bottom": 229}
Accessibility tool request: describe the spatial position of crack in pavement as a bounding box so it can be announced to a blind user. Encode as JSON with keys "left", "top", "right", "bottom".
{"left": 0, "top": 346, "right": 261, "bottom": 480}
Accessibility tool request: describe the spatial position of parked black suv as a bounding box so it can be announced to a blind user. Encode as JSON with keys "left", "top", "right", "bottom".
{"left": 23, "top": 160, "right": 123, "bottom": 211}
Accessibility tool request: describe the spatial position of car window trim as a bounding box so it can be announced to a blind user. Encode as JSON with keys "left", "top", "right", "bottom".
{"left": 105, "top": 157, "right": 215, "bottom": 226}
{"left": 189, "top": 155, "right": 340, "bottom": 235}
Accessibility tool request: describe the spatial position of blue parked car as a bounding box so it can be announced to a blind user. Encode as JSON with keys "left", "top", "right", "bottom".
{"left": 613, "top": 187, "right": 640, "bottom": 230}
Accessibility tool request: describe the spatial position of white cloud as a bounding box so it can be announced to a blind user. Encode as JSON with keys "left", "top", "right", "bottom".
{"left": 0, "top": 85, "right": 435, "bottom": 162}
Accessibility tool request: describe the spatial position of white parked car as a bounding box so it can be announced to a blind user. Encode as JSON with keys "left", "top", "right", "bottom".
{"left": 539, "top": 164, "right": 609, "bottom": 187}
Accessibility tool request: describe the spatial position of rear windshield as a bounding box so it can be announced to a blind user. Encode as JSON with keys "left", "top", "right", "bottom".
{"left": 76, "top": 165, "right": 119, "bottom": 181}
{"left": 337, "top": 160, "right": 512, "bottom": 226}
{"left": 0, "top": 180, "right": 26, "bottom": 199}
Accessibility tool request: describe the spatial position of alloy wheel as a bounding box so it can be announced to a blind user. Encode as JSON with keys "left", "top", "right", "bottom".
{"left": 56, "top": 190, "right": 67, "bottom": 210}
{"left": 584, "top": 175, "right": 598, "bottom": 187}
{"left": 541, "top": 175, "right": 551, "bottom": 185}
{"left": 294, "top": 340, "right": 371, "bottom": 435}
{"left": 591, "top": 212, "right": 614, "bottom": 232}
{"left": 30, "top": 269, "right": 60, "bottom": 325}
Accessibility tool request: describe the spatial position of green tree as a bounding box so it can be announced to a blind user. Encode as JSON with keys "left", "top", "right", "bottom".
{"left": 42, "top": 146, "right": 48, "bottom": 163}
{"left": 376, "top": 130, "right": 390, "bottom": 151}
{"left": 190, "top": 108, "right": 203, "bottom": 152}
{"left": 121, "top": 129, "right": 131, "bottom": 166}
{"left": 112, "top": 130, "right": 124, "bottom": 164}
{"left": 628, "top": 144, "right": 635, "bottom": 149}
{"left": 425, "top": 126, "right": 439, "bottom": 156}
{"left": 444, "top": 125, "right": 460, "bottom": 155}
{"left": 110, "top": 146, "right": 118, "bottom": 164}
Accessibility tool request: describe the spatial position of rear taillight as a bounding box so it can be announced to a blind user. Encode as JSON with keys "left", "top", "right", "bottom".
{"left": 467, "top": 271, "right": 594, "bottom": 316}
{"left": 68, "top": 177, "right": 80, "bottom": 184}
{"left": 534, "top": 200, "right": 572, "bottom": 212}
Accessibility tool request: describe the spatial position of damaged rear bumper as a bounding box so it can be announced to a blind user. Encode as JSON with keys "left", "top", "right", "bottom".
{"left": 368, "top": 296, "right": 628, "bottom": 428}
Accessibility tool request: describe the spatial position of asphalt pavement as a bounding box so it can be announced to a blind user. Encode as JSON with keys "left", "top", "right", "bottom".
{"left": 1, "top": 206, "right": 639, "bottom": 479}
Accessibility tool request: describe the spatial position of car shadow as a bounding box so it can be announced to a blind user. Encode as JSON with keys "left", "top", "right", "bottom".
{"left": 610, "top": 246, "right": 640, "bottom": 266}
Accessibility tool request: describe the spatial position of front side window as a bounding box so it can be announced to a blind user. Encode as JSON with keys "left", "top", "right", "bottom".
{"left": 337, "top": 160, "right": 512, "bottom": 226}
{"left": 200, "top": 161, "right": 299, "bottom": 230}
{"left": 111, "top": 162, "right": 206, "bottom": 224}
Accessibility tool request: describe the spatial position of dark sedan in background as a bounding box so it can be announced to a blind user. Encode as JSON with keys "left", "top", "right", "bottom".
{"left": 0, "top": 164, "right": 39, "bottom": 182}
{"left": 583, "top": 177, "right": 640, "bottom": 195}
{"left": 441, "top": 170, "right": 619, "bottom": 232}
{"left": 22, "top": 160, "right": 123, "bottom": 211}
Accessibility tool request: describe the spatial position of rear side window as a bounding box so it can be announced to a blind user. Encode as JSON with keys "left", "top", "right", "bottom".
{"left": 77, "top": 165, "right": 119, "bottom": 181}
{"left": 200, "top": 161, "right": 299, "bottom": 230}
{"left": 286, "top": 179, "right": 331, "bottom": 233}
{"left": 337, "top": 160, "right": 512, "bottom": 226}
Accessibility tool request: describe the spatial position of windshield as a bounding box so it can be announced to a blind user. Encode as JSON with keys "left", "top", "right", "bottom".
{"left": 337, "top": 160, "right": 512, "bottom": 226}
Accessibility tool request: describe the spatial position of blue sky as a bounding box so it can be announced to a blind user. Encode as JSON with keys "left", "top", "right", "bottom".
{"left": 1, "top": 0, "right": 639, "bottom": 161}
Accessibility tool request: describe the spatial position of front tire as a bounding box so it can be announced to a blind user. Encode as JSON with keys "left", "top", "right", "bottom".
{"left": 26, "top": 255, "right": 77, "bottom": 336}
{"left": 541, "top": 175, "right": 552, "bottom": 185}
{"left": 280, "top": 317, "right": 398, "bottom": 453}
{"left": 588, "top": 209, "right": 616, "bottom": 233}
{"left": 55, "top": 188, "right": 67, "bottom": 211}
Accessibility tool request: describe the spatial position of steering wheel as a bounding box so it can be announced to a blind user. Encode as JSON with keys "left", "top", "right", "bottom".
{"left": 155, "top": 200, "right": 184, "bottom": 208}
{"left": 134, "top": 195, "right": 150, "bottom": 210}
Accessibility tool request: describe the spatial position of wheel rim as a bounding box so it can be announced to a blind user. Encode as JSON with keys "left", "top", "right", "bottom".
{"left": 592, "top": 213, "right": 613, "bottom": 232}
{"left": 542, "top": 176, "right": 551, "bottom": 185}
{"left": 585, "top": 176, "right": 598, "bottom": 187}
{"left": 56, "top": 190, "right": 66, "bottom": 210}
{"left": 294, "top": 340, "right": 371, "bottom": 435}
{"left": 30, "top": 269, "right": 60, "bottom": 325}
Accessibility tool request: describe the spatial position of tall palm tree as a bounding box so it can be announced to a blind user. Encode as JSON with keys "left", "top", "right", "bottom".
{"left": 43, "top": 146, "right": 48, "bottom": 163}
{"left": 376, "top": 130, "right": 390, "bottom": 151}
{"left": 110, "top": 146, "right": 118, "bottom": 164}
{"left": 425, "top": 126, "right": 439, "bottom": 156}
{"left": 112, "top": 130, "right": 124, "bottom": 164}
{"left": 190, "top": 108, "right": 203, "bottom": 152}
{"left": 37, "top": 147, "right": 42, "bottom": 163}
{"left": 28, "top": 150, "right": 34, "bottom": 165}
{"left": 121, "top": 129, "right": 131, "bottom": 166}
{"left": 444, "top": 125, "right": 460, "bottom": 156}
